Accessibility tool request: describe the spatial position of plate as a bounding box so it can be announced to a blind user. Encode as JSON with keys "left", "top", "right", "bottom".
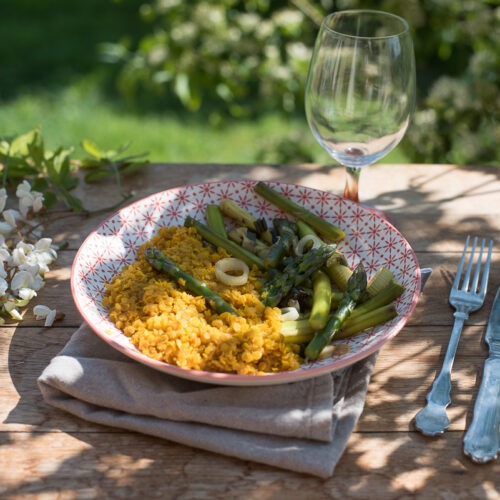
{"left": 71, "top": 180, "right": 421, "bottom": 386}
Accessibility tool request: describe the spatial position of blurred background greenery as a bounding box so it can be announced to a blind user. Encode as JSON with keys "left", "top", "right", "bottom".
{"left": 0, "top": 0, "right": 498, "bottom": 166}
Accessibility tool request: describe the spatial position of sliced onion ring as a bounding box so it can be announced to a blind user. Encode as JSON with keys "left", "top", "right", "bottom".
{"left": 295, "top": 234, "right": 322, "bottom": 256}
{"left": 215, "top": 258, "right": 249, "bottom": 286}
{"left": 280, "top": 307, "right": 300, "bottom": 321}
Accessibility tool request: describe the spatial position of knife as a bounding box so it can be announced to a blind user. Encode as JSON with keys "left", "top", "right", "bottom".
{"left": 463, "top": 286, "right": 500, "bottom": 463}
{"left": 420, "top": 267, "right": 432, "bottom": 293}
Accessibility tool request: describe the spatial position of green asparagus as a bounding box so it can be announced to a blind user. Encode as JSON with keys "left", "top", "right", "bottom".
{"left": 185, "top": 216, "right": 266, "bottom": 270}
{"left": 261, "top": 244, "right": 336, "bottom": 307}
{"left": 350, "top": 281, "right": 404, "bottom": 320}
{"left": 144, "top": 247, "right": 238, "bottom": 316}
{"left": 205, "top": 204, "right": 227, "bottom": 238}
{"left": 309, "top": 270, "right": 332, "bottom": 330}
{"left": 254, "top": 182, "right": 345, "bottom": 242}
{"left": 304, "top": 263, "right": 367, "bottom": 361}
{"left": 219, "top": 199, "right": 272, "bottom": 243}
{"left": 281, "top": 301, "right": 398, "bottom": 344}
{"left": 336, "top": 303, "right": 398, "bottom": 339}
{"left": 227, "top": 227, "right": 270, "bottom": 257}
{"left": 263, "top": 218, "right": 297, "bottom": 268}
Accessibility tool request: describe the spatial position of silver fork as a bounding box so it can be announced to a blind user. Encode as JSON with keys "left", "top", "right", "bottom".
{"left": 415, "top": 236, "right": 493, "bottom": 436}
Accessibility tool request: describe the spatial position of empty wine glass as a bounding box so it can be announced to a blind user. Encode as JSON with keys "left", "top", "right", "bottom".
{"left": 305, "top": 10, "right": 416, "bottom": 204}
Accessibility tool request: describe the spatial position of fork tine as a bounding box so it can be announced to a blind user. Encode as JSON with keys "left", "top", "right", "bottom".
{"left": 461, "top": 236, "right": 478, "bottom": 291}
{"left": 470, "top": 238, "right": 485, "bottom": 293}
{"left": 452, "top": 235, "right": 470, "bottom": 290}
{"left": 479, "top": 240, "right": 493, "bottom": 297}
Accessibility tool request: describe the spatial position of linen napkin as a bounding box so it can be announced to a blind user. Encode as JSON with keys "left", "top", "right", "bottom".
{"left": 38, "top": 323, "right": 377, "bottom": 478}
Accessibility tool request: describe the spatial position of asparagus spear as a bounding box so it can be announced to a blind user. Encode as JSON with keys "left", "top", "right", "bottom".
{"left": 309, "top": 270, "right": 332, "bottom": 330}
{"left": 263, "top": 218, "right": 297, "bottom": 268}
{"left": 336, "top": 303, "right": 398, "bottom": 339}
{"left": 253, "top": 182, "right": 345, "bottom": 242}
{"left": 280, "top": 302, "right": 398, "bottom": 344}
{"left": 144, "top": 247, "right": 238, "bottom": 316}
{"left": 261, "top": 244, "right": 336, "bottom": 307}
{"left": 219, "top": 199, "right": 273, "bottom": 243}
{"left": 205, "top": 204, "right": 227, "bottom": 238}
{"left": 304, "top": 263, "right": 367, "bottom": 361}
{"left": 228, "top": 227, "right": 270, "bottom": 257}
{"left": 350, "top": 281, "right": 404, "bottom": 320}
{"left": 185, "top": 216, "right": 266, "bottom": 270}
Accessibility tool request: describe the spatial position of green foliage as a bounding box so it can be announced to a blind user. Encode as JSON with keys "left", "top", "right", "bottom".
{"left": 400, "top": 0, "right": 499, "bottom": 165}
{"left": 80, "top": 139, "right": 149, "bottom": 199}
{"left": 104, "top": 0, "right": 499, "bottom": 166}
{"left": 101, "top": 0, "right": 330, "bottom": 121}
{"left": 0, "top": 129, "right": 149, "bottom": 212}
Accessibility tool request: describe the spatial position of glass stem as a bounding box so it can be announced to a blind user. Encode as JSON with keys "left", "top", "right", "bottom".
{"left": 343, "top": 166, "right": 361, "bottom": 203}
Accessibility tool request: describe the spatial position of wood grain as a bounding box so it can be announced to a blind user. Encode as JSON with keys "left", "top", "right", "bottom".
{"left": 1, "top": 164, "right": 499, "bottom": 498}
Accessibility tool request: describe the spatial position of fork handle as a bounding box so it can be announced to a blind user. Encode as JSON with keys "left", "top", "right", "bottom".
{"left": 426, "top": 312, "right": 467, "bottom": 407}
{"left": 463, "top": 357, "right": 500, "bottom": 463}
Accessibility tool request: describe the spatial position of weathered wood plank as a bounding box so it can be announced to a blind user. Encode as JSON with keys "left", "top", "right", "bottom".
{"left": 0, "top": 431, "right": 498, "bottom": 499}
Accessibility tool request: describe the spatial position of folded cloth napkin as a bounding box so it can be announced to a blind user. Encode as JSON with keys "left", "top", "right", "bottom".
{"left": 38, "top": 323, "right": 377, "bottom": 478}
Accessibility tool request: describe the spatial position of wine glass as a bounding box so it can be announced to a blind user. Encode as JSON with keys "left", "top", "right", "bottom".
{"left": 305, "top": 10, "right": 416, "bottom": 204}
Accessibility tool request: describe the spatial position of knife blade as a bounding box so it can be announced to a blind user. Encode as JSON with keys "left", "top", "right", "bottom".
{"left": 463, "top": 286, "right": 500, "bottom": 463}
{"left": 420, "top": 267, "right": 432, "bottom": 293}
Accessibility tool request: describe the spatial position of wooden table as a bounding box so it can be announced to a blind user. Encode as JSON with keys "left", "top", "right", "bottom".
{"left": 1, "top": 163, "right": 499, "bottom": 498}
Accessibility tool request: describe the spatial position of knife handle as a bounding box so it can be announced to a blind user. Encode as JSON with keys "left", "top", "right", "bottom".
{"left": 463, "top": 357, "right": 500, "bottom": 463}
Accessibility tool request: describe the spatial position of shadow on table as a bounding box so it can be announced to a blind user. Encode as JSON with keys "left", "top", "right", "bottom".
{"left": 3, "top": 163, "right": 499, "bottom": 497}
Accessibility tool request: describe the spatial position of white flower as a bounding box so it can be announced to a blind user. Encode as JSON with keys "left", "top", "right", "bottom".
{"left": 32, "top": 192, "right": 44, "bottom": 213}
{"left": 16, "top": 180, "right": 31, "bottom": 198}
{"left": 10, "top": 267, "right": 44, "bottom": 295}
{"left": 10, "top": 240, "right": 56, "bottom": 274}
{"left": 0, "top": 181, "right": 58, "bottom": 323}
{"left": 0, "top": 248, "right": 9, "bottom": 262}
{"left": 0, "top": 277, "right": 8, "bottom": 296}
{"left": 3, "top": 208, "right": 21, "bottom": 227}
{"left": 33, "top": 304, "right": 57, "bottom": 326}
{"left": 34, "top": 238, "right": 57, "bottom": 271}
{"left": 16, "top": 180, "right": 44, "bottom": 217}
{"left": 10, "top": 270, "right": 34, "bottom": 294}
{"left": 10, "top": 242, "right": 33, "bottom": 267}
{"left": 0, "top": 209, "right": 21, "bottom": 236}
{"left": 18, "top": 287, "right": 37, "bottom": 301}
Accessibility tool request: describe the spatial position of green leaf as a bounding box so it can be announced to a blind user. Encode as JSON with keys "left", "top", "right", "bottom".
{"left": 3, "top": 164, "right": 39, "bottom": 179}
{"left": 61, "top": 191, "right": 84, "bottom": 212}
{"left": 10, "top": 129, "right": 38, "bottom": 156}
{"left": 81, "top": 139, "right": 104, "bottom": 160}
{"left": 120, "top": 161, "right": 148, "bottom": 174}
{"left": 42, "top": 191, "right": 58, "bottom": 209}
{"left": 31, "top": 178, "right": 50, "bottom": 192}
{"left": 84, "top": 170, "right": 113, "bottom": 183}
{"left": 79, "top": 158, "right": 103, "bottom": 169}
{"left": 27, "top": 141, "right": 46, "bottom": 171}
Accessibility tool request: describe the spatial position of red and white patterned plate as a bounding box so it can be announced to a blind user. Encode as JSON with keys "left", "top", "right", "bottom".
{"left": 71, "top": 180, "right": 421, "bottom": 386}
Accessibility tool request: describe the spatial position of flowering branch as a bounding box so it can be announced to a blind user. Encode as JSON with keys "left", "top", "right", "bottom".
{"left": 0, "top": 128, "right": 150, "bottom": 326}
{"left": 0, "top": 181, "right": 58, "bottom": 325}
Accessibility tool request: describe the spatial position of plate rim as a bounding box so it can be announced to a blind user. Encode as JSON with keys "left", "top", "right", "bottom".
{"left": 71, "top": 179, "right": 421, "bottom": 386}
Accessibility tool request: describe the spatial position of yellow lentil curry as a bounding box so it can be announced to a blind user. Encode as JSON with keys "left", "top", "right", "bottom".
{"left": 103, "top": 226, "right": 302, "bottom": 375}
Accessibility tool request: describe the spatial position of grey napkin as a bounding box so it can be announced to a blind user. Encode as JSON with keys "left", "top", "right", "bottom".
{"left": 38, "top": 323, "right": 376, "bottom": 478}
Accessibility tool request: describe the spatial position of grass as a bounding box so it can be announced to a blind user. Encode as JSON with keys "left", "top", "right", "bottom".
{"left": 0, "top": 79, "right": 409, "bottom": 164}
{"left": 0, "top": 81, "right": 320, "bottom": 163}
{"left": 0, "top": 0, "right": 409, "bottom": 165}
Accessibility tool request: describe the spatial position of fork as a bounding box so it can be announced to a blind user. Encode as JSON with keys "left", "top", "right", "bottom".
{"left": 415, "top": 236, "right": 493, "bottom": 436}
